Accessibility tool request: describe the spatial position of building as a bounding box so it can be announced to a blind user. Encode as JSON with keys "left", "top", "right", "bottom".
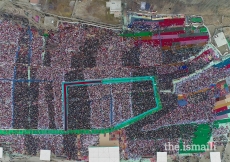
{"left": 214, "top": 32, "right": 228, "bottom": 48}
{"left": 88, "top": 146, "right": 119, "bottom": 162}
{"left": 140, "top": 2, "right": 151, "bottom": 11}
{"left": 106, "top": 0, "right": 122, "bottom": 18}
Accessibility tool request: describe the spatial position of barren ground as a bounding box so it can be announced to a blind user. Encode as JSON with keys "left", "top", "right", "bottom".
{"left": 73, "top": 0, "right": 120, "bottom": 24}
{"left": 40, "top": 0, "right": 73, "bottom": 17}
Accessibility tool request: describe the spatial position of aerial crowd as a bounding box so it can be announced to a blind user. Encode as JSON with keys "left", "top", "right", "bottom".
{"left": 0, "top": 13, "right": 229, "bottom": 160}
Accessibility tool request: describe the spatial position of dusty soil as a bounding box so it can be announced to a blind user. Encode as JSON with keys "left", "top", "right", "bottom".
{"left": 40, "top": 0, "right": 73, "bottom": 17}
{"left": 127, "top": 0, "right": 230, "bottom": 16}
{"left": 73, "top": 0, "right": 120, "bottom": 24}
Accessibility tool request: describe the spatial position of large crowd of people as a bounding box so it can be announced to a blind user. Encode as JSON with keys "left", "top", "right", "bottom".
{"left": 80, "top": 135, "right": 99, "bottom": 157}
{"left": 162, "top": 46, "right": 203, "bottom": 64}
{"left": 128, "top": 21, "right": 158, "bottom": 32}
{"left": 142, "top": 100, "right": 214, "bottom": 131}
{"left": 0, "top": 13, "right": 229, "bottom": 160}
{"left": 127, "top": 138, "right": 179, "bottom": 159}
{"left": 175, "top": 67, "right": 230, "bottom": 94}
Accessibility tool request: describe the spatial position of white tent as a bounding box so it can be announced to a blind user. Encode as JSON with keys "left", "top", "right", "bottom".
{"left": 210, "top": 152, "right": 221, "bottom": 162}
{"left": 0, "top": 147, "right": 3, "bottom": 159}
{"left": 141, "top": 2, "right": 146, "bottom": 10}
{"left": 40, "top": 150, "right": 51, "bottom": 161}
{"left": 106, "top": 0, "right": 122, "bottom": 12}
{"left": 226, "top": 76, "right": 230, "bottom": 86}
{"left": 157, "top": 152, "right": 167, "bottom": 162}
{"left": 89, "top": 146, "right": 119, "bottom": 162}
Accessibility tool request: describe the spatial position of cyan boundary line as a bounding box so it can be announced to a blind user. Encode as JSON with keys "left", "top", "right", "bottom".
{"left": 62, "top": 80, "right": 102, "bottom": 130}
{"left": 0, "top": 76, "right": 161, "bottom": 134}
{"left": 63, "top": 76, "right": 161, "bottom": 131}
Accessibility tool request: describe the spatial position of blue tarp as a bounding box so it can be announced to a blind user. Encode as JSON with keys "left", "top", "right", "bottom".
{"left": 213, "top": 57, "right": 230, "bottom": 68}
{"left": 145, "top": 3, "right": 150, "bottom": 10}
{"left": 217, "top": 109, "right": 230, "bottom": 116}
{"left": 179, "top": 65, "right": 188, "bottom": 70}
{"left": 210, "top": 84, "right": 216, "bottom": 88}
{"left": 225, "top": 87, "right": 229, "bottom": 93}
{"left": 178, "top": 99, "right": 188, "bottom": 106}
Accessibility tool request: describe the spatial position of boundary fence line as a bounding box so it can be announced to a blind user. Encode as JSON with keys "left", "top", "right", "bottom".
{"left": 0, "top": 76, "right": 162, "bottom": 135}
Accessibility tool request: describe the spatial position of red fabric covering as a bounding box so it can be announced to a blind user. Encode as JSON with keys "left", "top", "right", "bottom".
{"left": 159, "top": 18, "right": 185, "bottom": 27}
{"left": 159, "top": 30, "right": 185, "bottom": 35}
{"left": 224, "top": 64, "right": 230, "bottom": 69}
{"left": 135, "top": 35, "right": 209, "bottom": 46}
{"left": 213, "top": 106, "right": 228, "bottom": 113}
{"left": 192, "top": 49, "right": 211, "bottom": 61}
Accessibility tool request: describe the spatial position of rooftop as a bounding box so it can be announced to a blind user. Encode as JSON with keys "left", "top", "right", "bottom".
{"left": 214, "top": 32, "right": 228, "bottom": 48}
{"left": 106, "top": 0, "right": 122, "bottom": 12}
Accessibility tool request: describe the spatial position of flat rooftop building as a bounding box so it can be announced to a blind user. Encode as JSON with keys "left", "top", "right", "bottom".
{"left": 214, "top": 32, "right": 228, "bottom": 48}
{"left": 89, "top": 146, "right": 119, "bottom": 162}
{"left": 106, "top": 0, "right": 122, "bottom": 18}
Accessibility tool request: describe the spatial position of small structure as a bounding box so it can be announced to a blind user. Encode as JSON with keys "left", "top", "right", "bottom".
{"left": 140, "top": 2, "right": 146, "bottom": 10}
{"left": 30, "top": 0, "right": 39, "bottom": 5}
{"left": 106, "top": 0, "right": 122, "bottom": 18}
{"left": 214, "top": 32, "right": 228, "bottom": 48}
{"left": 0, "top": 147, "right": 2, "bottom": 159}
{"left": 140, "top": 2, "right": 151, "bottom": 11}
{"left": 69, "top": 1, "right": 75, "bottom": 7}
{"left": 157, "top": 152, "right": 167, "bottom": 162}
{"left": 89, "top": 146, "right": 119, "bottom": 162}
{"left": 40, "top": 150, "right": 51, "bottom": 161}
{"left": 210, "top": 152, "right": 221, "bottom": 162}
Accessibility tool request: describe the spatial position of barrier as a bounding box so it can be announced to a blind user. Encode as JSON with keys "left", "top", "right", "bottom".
{"left": 0, "top": 76, "right": 162, "bottom": 135}
{"left": 120, "top": 31, "right": 153, "bottom": 37}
